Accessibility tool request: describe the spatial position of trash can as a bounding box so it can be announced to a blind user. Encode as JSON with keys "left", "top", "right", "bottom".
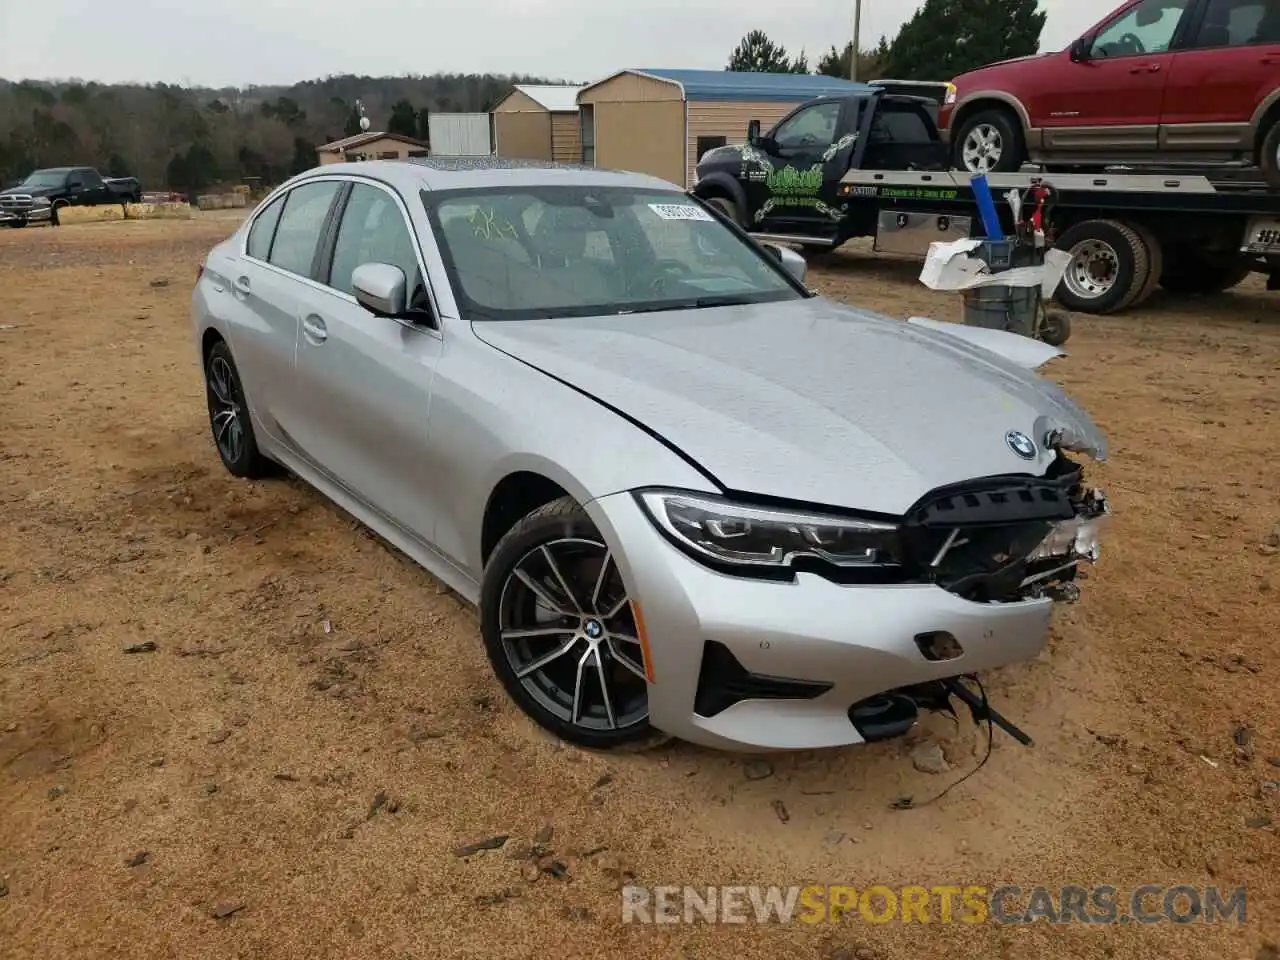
{"left": 961, "top": 284, "right": 1040, "bottom": 337}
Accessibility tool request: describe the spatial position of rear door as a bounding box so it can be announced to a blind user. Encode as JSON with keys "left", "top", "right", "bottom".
{"left": 231, "top": 180, "right": 343, "bottom": 444}
{"left": 755, "top": 97, "right": 858, "bottom": 235}
{"left": 286, "top": 179, "right": 443, "bottom": 541}
{"left": 1160, "top": 0, "right": 1280, "bottom": 153}
{"left": 1038, "top": 0, "right": 1194, "bottom": 155}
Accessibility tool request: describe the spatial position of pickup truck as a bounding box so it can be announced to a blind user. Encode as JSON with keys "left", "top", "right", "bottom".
{"left": 0, "top": 166, "right": 142, "bottom": 227}
{"left": 692, "top": 87, "right": 1279, "bottom": 314}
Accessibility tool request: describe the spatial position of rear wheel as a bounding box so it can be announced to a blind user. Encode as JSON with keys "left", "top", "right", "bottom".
{"left": 1053, "top": 219, "right": 1151, "bottom": 315}
{"left": 1127, "top": 221, "right": 1165, "bottom": 308}
{"left": 203, "top": 339, "right": 275, "bottom": 478}
{"left": 480, "top": 496, "right": 662, "bottom": 751}
{"left": 1158, "top": 248, "right": 1253, "bottom": 295}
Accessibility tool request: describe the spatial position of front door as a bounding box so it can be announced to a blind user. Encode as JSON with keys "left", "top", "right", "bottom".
{"left": 288, "top": 180, "right": 443, "bottom": 542}
{"left": 1160, "top": 0, "right": 1280, "bottom": 153}
{"left": 746, "top": 98, "right": 857, "bottom": 237}
{"left": 1037, "top": 0, "right": 1193, "bottom": 156}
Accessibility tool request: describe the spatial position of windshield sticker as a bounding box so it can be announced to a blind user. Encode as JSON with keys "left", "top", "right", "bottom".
{"left": 648, "top": 203, "right": 714, "bottom": 222}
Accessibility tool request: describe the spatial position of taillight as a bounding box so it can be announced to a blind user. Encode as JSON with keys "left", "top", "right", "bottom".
{"left": 197, "top": 264, "right": 205, "bottom": 281}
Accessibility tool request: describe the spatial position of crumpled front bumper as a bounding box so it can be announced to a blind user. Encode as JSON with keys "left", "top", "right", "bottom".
{"left": 587, "top": 490, "right": 1095, "bottom": 752}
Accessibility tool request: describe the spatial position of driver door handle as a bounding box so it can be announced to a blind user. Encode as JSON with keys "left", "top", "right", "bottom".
{"left": 232, "top": 275, "right": 251, "bottom": 299}
{"left": 1129, "top": 63, "right": 1161, "bottom": 73}
{"left": 302, "top": 315, "right": 328, "bottom": 344}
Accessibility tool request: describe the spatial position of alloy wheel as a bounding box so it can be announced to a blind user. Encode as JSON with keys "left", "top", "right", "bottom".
{"left": 497, "top": 537, "right": 648, "bottom": 733}
{"left": 962, "top": 123, "right": 1004, "bottom": 174}
{"left": 206, "top": 354, "right": 246, "bottom": 466}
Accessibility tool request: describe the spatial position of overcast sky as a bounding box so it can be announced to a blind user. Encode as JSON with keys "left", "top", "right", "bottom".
{"left": 2, "top": 0, "right": 1120, "bottom": 88}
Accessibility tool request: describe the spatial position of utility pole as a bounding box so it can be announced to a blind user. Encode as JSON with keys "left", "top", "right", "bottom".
{"left": 850, "top": 0, "right": 862, "bottom": 81}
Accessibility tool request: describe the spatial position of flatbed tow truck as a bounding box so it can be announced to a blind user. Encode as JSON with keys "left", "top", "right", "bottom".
{"left": 692, "top": 88, "right": 1279, "bottom": 315}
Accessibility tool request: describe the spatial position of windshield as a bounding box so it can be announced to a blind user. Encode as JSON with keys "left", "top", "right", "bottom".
{"left": 422, "top": 186, "right": 804, "bottom": 321}
{"left": 21, "top": 170, "right": 68, "bottom": 188}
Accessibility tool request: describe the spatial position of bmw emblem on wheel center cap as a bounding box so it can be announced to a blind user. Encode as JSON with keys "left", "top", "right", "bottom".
{"left": 1005, "top": 430, "right": 1037, "bottom": 460}
{"left": 584, "top": 620, "right": 604, "bottom": 639}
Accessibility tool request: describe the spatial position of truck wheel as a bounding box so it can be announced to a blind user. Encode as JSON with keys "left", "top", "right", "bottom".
{"left": 1262, "top": 121, "right": 1280, "bottom": 191}
{"left": 1053, "top": 219, "right": 1151, "bottom": 315}
{"left": 953, "top": 108, "right": 1025, "bottom": 174}
{"left": 1158, "top": 248, "right": 1253, "bottom": 295}
{"left": 705, "top": 195, "right": 743, "bottom": 228}
{"left": 1127, "top": 222, "right": 1164, "bottom": 308}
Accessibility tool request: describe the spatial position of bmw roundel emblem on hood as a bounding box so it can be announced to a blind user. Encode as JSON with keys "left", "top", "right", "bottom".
{"left": 1005, "top": 430, "right": 1037, "bottom": 460}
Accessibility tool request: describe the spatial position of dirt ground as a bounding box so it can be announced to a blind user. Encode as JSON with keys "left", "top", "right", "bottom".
{"left": 0, "top": 214, "right": 1276, "bottom": 960}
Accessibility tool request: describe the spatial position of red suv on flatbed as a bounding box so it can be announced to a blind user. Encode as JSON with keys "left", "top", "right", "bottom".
{"left": 938, "top": 0, "right": 1280, "bottom": 186}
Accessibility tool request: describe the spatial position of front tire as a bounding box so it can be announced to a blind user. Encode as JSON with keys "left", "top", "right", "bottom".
{"left": 480, "top": 497, "right": 657, "bottom": 750}
{"left": 953, "top": 109, "right": 1025, "bottom": 174}
{"left": 705, "top": 195, "right": 743, "bottom": 228}
{"left": 203, "top": 339, "right": 274, "bottom": 478}
{"left": 1261, "top": 121, "right": 1280, "bottom": 191}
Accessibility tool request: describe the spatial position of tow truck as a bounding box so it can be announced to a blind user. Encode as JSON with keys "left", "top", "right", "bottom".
{"left": 692, "top": 87, "right": 1280, "bottom": 315}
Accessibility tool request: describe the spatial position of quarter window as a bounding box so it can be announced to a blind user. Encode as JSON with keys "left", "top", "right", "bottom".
{"left": 267, "top": 181, "right": 340, "bottom": 277}
{"left": 246, "top": 194, "right": 286, "bottom": 261}
{"left": 328, "top": 183, "right": 430, "bottom": 311}
{"left": 1190, "top": 0, "right": 1276, "bottom": 46}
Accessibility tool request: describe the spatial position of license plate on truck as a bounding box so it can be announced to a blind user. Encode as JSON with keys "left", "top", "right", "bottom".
{"left": 1242, "top": 217, "right": 1280, "bottom": 255}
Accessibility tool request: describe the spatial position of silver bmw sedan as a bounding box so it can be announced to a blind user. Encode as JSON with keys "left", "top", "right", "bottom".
{"left": 192, "top": 157, "right": 1109, "bottom": 753}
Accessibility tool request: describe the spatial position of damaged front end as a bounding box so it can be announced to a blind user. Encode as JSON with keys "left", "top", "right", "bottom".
{"left": 901, "top": 449, "right": 1108, "bottom": 606}
{"left": 846, "top": 446, "right": 1109, "bottom": 750}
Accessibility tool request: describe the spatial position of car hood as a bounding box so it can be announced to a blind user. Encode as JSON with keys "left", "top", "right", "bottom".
{"left": 957, "top": 51, "right": 1056, "bottom": 82}
{"left": 472, "top": 297, "right": 1107, "bottom": 516}
{"left": 0, "top": 184, "right": 54, "bottom": 197}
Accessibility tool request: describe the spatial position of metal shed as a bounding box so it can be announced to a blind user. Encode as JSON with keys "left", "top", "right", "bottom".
{"left": 575, "top": 69, "right": 872, "bottom": 187}
{"left": 492, "top": 85, "right": 585, "bottom": 164}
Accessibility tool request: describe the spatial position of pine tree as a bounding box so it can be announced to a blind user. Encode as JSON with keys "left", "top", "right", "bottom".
{"left": 816, "top": 38, "right": 890, "bottom": 80}
{"left": 387, "top": 99, "right": 419, "bottom": 138}
{"left": 727, "top": 30, "right": 810, "bottom": 74}
{"left": 884, "top": 0, "right": 1046, "bottom": 80}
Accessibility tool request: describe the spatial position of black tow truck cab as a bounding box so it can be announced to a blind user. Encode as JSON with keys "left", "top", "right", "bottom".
{"left": 693, "top": 89, "right": 946, "bottom": 248}
{"left": 692, "top": 88, "right": 1280, "bottom": 315}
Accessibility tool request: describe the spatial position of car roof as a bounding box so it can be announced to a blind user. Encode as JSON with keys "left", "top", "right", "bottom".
{"left": 296, "top": 156, "right": 684, "bottom": 194}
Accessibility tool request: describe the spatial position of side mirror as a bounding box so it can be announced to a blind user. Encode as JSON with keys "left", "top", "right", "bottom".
{"left": 1069, "top": 37, "right": 1090, "bottom": 61}
{"left": 747, "top": 120, "right": 761, "bottom": 145}
{"left": 352, "top": 262, "right": 408, "bottom": 317}
{"left": 762, "top": 242, "right": 807, "bottom": 285}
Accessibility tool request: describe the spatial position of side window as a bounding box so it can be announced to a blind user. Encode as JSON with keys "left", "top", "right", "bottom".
{"left": 773, "top": 101, "right": 842, "bottom": 149}
{"left": 246, "top": 194, "right": 286, "bottom": 261}
{"left": 1089, "top": 0, "right": 1193, "bottom": 57}
{"left": 327, "top": 183, "right": 428, "bottom": 310}
{"left": 267, "top": 180, "right": 340, "bottom": 277}
{"left": 67, "top": 171, "right": 85, "bottom": 188}
{"left": 1190, "top": 0, "right": 1273, "bottom": 47}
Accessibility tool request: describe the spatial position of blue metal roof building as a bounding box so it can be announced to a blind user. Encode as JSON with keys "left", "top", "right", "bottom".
{"left": 575, "top": 68, "right": 874, "bottom": 188}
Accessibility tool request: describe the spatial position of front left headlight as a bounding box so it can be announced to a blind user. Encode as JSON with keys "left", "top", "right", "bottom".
{"left": 636, "top": 490, "right": 902, "bottom": 570}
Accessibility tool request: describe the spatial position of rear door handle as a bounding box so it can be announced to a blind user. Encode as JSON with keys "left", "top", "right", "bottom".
{"left": 1262, "top": 56, "right": 1280, "bottom": 65}
{"left": 302, "top": 315, "right": 328, "bottom": 344}
{"left": 1129, "top": 63, "right": 1161, "bottom": 73}
{"left": 232, "top": 275, "right": 251, "bottom": 299}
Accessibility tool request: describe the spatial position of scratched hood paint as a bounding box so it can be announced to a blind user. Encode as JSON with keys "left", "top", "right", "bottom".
{"left": 472, "top": 297, "right": 1107, "bottom": 515}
